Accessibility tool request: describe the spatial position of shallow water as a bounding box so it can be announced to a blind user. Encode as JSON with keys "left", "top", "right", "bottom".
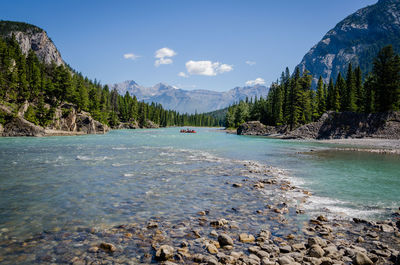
{"left": 0, "top": 127, "right": 399, "bottom": 241}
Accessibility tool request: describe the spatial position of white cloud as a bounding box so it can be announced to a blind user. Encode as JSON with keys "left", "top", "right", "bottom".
{"left": 185, "top": 60, "right": 233, "bottom": 76}
{"left": 245, "top": 78, "right": 265, "bottom": 86}
{"left": 246, "top": 60, "right": 256, "bottom": 66}
{"left": 154, "top": 47, "right": 176, "bottom": 67}
{"left": 155, "top": 58, "right": 173, "bottom": 67}
{"left": 178, "top": 72, "right": 188, "bottom": 78}
{"left": 123, "top": 53, "right": 140, "bottom": 60}
{"left": 155, "top": 47, "right": 176, "bottom": 58}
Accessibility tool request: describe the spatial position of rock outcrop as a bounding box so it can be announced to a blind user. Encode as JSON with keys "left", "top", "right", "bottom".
{"left": 237, "top": 121, "right": 287, "bottom": 136}
{"left": 286, "top": 111, "right": 400, "bottom": 139}
{"left": 0, "top": 103, "right": 109, "bottom": 137}
{"left": 0, "top": 21, "right": 64, "bottom": 66}
{"left": 296, "top": 0, "right": 400, "bottom": 87}
{"left": 237, "top": 111, "right": 400, "bottom": 140}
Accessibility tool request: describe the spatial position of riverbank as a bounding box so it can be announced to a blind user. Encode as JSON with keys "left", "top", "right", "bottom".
{"left": 0, "top": 159, "right": 398, "bottom": 264}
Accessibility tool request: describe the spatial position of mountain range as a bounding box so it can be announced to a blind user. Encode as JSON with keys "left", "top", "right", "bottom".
{"left": 111, "top": 81, "right": 269, "bottom": 114}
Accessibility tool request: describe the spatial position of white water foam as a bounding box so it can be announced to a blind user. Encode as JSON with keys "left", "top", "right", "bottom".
{"left": 76, "top": 155, "right": 110, "bottom": 161}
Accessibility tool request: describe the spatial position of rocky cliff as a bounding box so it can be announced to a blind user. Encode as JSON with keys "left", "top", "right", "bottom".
{"left": 296, "top": 0, "right": 400, "bottom": 87}
{"left": 0, "top": 21, "right": 64, "bottom": 66}
{"left": 0, "top": 103, "right": 109, "bottom": 137}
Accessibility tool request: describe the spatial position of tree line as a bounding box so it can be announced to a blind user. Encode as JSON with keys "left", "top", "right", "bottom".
{"left": 225, "top": 45, "right": 400, "bottom": 129}
{"left": 0, "top": 35, "right": 219, "bottom": 128}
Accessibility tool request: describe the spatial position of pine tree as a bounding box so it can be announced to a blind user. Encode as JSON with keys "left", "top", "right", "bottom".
{"left": 335, "top": 73, "right": 345, "bottom": 112}
{"left": 372, "top": 45, "right": 400, "bottom": 112}
{"left": 344, "top": 63, "right": 357, "bottom": 112}
{"left": 354, "top": 66, "right": 364, "bottom": 112}
{"left": 316, "top": 76, "right": 326, "bottom": 116}
{"left": 326, "top": 78, "right": 334, "bottom": 111}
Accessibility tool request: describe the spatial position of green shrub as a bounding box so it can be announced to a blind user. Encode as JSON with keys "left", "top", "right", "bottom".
{"left": 24, "top": 106, "right": 39, "bottom": 125}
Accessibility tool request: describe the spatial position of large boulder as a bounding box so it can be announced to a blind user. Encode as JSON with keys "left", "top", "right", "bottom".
{"left": 237, "top": 121, "right": 267, "bottom": 135}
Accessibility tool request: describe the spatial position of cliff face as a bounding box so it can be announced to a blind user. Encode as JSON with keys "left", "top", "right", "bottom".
{"left": 296, "top": 0, "right": 400, "bottom": 87}
{"left": 0, "top": 21, "right": 64, "bottom": 66}
{"left": 0, "top": 103, "right": 109, "bottom": 137}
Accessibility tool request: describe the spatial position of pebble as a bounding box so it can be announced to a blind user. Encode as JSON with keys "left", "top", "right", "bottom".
{"left": 147, "top": 221, "right": 158, "bottom": 229}
{"left": 155, "top": 245, "right": 174, "bottom": 261}
{"left": 239, "top": 233, "right": 255, "bottom": 243}
{"left": 353, "top": 251, "right": 373, "bottom": 265}
{"left": 99, "top": 242, "right": 116, "bottom": 252}
{"left": 218, "top": 233, "right": 234, "bottom": 246}
{"left": 308, "top": 244, "right": 325, "bottom": 258}
{"left": 207, "top": 243, "right": 218, "bottom": 254}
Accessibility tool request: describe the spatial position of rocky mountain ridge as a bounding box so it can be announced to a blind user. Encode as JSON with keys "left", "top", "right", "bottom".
{"left": 111, "top": 81, "right": 269, "bottom": 114}
{"left": 0, "top": 20, "right": 64, "bottom": 66}
{"left": 296, "top": 0, "right": 400, "bottom": 87}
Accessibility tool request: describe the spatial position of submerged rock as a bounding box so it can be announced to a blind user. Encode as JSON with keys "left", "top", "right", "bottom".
{"left": 99, "top": 242, "right": 116, "bottom": 253}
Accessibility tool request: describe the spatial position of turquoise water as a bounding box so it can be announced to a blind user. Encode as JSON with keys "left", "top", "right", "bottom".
{"left": 0, "top": 127, "right": 399, "bottom": 240}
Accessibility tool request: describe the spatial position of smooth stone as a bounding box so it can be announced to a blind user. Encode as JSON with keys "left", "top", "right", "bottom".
{"left": 155, "top": 245, "right": 174, "bottom": 261}
{"left": 308, "top": 245, "right": 325, "bottom": 258}
{"left": 255, "top": 250, "right": 270, "bottom": 259}
{"left": 210, "top": 230, "right": 218, "bottom": 237}
{"left": 279, "top": 245, "right": 292, "bottom": 253}
{"left": 230, "top": 251, "right": 243, "bottom": 259}
{"left": 323, "top": 245, "right": 338, "bottom": 256}
{"left": 164, "top": 262, "right": 178, "bottom": 265}
{"left": 88, "top": 246, "right": 99, "bottom": 253}
{"left": 248, "top": 246, "right": 261, "bottom": 254}
{"left": 317, "top": 215, "right": 328, "bottom": 222}
{"left": 99, "top": 242, "right": 116, "bottom": 252}
{"left": 210, "top": 219, "right": 229, "bottom": 227}
{"left": 356, "top": 236, "right": 364, "bottom": 243}
{"left": 278, "top": 256, "right": 295, "bottom": 265}
{"left": 239, "top": 233, "right": 255, "bottom": 243}
{"left": 147, "top": 221, "right": 158, "bottom": 229}
{"left": 249, "top": 253, "right": 261, "bottom": 263}
{"left": 233, "top": 183, "right": 243, "bottom": 187}
{"left": 204, "top": 255, "right": 219, "bottom": 265}
{"left": 261, "top": 257, "right": 274, "bottom": 265}
{"left": 292, "top": 243, "right": 306, "bottom": 251}
{"left": 192, "top": 254, "right": 205, "bottom": 262}
{"left": 207, "top": 243, "right": 218, "bottom": 254}
{"left": 218, "top": 233, "right": 234, "bottom": 246}
{"left": 320, "top": 257, "right": 333, "bottom": 265}
{"left": 308, "top": 237, "right": 327, "bottom": 248}
{"left": 353, "top": 252, "right": 373, "bottom": 265}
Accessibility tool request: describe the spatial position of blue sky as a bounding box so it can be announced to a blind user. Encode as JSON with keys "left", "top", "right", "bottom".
{"left": 1, "top": 0, "right": 377, "bottom": 91}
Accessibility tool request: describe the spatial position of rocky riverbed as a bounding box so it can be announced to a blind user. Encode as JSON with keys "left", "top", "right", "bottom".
{"left": 0, "top": 162, "right": 398, "bottom": 265}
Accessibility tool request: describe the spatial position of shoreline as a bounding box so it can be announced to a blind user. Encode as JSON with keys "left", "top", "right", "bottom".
{"left": 0, "top": 157, "right": 398, "bottom": 264}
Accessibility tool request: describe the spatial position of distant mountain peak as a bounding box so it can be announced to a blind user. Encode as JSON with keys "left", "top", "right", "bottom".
{"left": 111, "top": 81, "right": 269, "bottom": 114}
